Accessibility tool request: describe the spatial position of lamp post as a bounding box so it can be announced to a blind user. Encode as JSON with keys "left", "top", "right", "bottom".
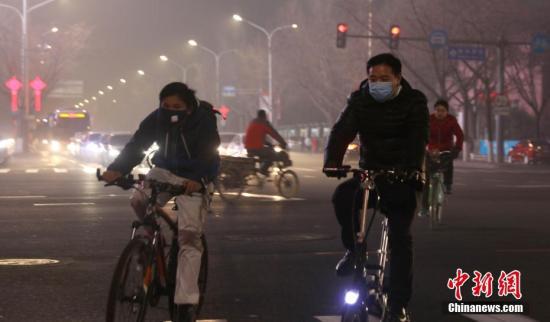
{"left": 187, "top": 40, "right": 237, "bottom": 107}
{"left": 0, "top": 0, "right": 58, "bottom": 151}
{"left": 0, "top": 0, "right": 58, "bottom": 116}
{"left": 232, "top": 14, "right": 297, "bottom": 122}
{"left": 159, "top": 55, "right": 197, "bottom": 83}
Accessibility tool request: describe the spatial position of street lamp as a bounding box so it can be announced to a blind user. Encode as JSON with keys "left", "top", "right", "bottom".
{"left": 232, "top": 13, "right": 298, "bottom": 122}
{"left": 137, "top": 70, "right": 145, "bottom": 76}
{"left": 119, "top": 78, "right": 126, "bottom": 84}
{"left": 187, "top": 40, "right": 237, "bottom": 107}
{"left": 159, "top": 55, "right": 197, "bottom": 83}
{"left": 50, "top": 26, "right": 58, "bottom": 33}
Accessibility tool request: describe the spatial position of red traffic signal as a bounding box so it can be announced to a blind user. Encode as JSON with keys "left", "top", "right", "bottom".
{"left": 389, "top": 24, "right": 401, "bottom": 49}
{"left": 219, "top": 105, "right": 230, "bottom": 120}
{"left": 338, "top": 23, "right": 349, "bottom": 33}
{"left": 336, "top": 23, "right": 348, "bottom": 48}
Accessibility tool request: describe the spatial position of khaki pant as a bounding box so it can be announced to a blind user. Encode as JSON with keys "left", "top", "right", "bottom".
{"left": 130, "top": 167, "right": 205, "bottom": 305}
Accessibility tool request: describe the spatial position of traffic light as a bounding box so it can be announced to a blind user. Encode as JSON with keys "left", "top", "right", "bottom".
{"left": 389, "top": 25, "right": 401, "bottom": 49}
{"left": 336, "top": 23, "right": 348, "bottom": 48}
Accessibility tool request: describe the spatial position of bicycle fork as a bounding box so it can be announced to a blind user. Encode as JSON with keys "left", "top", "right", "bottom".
{"left": 343, "top": 184, "right": 372, "bottom": 308}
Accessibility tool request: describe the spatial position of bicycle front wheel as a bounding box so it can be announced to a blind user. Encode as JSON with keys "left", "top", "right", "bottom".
{"left": 276, "top": 169, "right": 299, "bottom": 198}
{"left": 341, "top": 305, "right": 369, "bottom": 322}
{"left": 106, "top": 237, "right": 151, "bottom": 322}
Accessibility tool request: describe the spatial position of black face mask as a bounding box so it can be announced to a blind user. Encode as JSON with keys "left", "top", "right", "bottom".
{"left": 158, "top": 108, "right": 187, "bottom": 125}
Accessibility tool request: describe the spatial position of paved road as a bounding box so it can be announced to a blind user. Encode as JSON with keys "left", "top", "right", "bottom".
{"left": 0, "top": 152, "right": 548, "bottom": 322}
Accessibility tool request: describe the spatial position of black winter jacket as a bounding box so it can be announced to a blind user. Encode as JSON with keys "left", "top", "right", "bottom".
{"left": 107, "top": 100, "right": 220, "bottom": 183}
{"left": 324, "top": 78, "right": 429, "bottom": 170}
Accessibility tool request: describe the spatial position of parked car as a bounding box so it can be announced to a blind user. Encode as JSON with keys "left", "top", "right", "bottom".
{"left": 218, "top": 132, "right": 246, "bottom": 157}
{"left": 99, "top": 132, "right": 133, "bottom": 166}
{"left": 507, "top": 139, "right": 550, "bottom": 164}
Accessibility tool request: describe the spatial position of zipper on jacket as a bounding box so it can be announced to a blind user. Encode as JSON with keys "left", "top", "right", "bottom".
{"left": 164, "top": 132, "right": 169, "bottom": 158}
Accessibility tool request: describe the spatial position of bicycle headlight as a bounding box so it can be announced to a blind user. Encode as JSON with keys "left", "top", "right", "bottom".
{"left": 344, "top": 289, "right": 360, "bottom": 305}
{"left": 347, "top": 143, "right": 359, "bottom": 151}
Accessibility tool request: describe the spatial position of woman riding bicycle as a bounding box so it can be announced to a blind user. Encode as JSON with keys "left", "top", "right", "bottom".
{"left": 101, "top": 82, "right": 220, "bottom": 322}
{"left": 426, "top": 99, "right": 463, "bottom": 194}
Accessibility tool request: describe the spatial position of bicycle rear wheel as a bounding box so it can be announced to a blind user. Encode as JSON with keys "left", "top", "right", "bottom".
{"left": 215, "top": 168, "right": 245, "bottom": 202}
{"left": 106, "top": 237, "right": 151, "bottom": 322}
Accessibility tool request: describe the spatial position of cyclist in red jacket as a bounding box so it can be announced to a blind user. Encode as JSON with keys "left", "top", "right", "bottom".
{"left": 426, "top": 99, "right": 464, "bottom": 194}
{"left": 244, "top": 110, "right": 287, "bottom": 175}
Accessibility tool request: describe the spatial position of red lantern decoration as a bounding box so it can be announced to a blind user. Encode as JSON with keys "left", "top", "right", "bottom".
{"left": 5, "top": 76, "right": 23, "bottom": 112}
{"left": 29, "top": 76, "right": 47, "bottom": 112}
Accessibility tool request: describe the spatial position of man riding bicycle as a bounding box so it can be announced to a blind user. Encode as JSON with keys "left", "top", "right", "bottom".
{"left": 244, "top": 109, "right": 288, "bottom": 175}
{"left": 324, "top": 53, "right": 428, "bottom": 322}
{"left": 101, "top": 82, "right": 220, "bottom": 322}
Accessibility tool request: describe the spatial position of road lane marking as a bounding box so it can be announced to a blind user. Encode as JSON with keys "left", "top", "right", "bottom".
{"left": 463, "top": 314, "right": 539, "bottom": 322}
{"left": 0, "top": 169, "right": 10, "bottom": 173}
{"left": 315, "top": 316, "right": 380, "bottom": 322}
{"left": 0, "top": 258, "right": 60, "bottom": 266}
{"left": 214, "top": 192, "right": 304, "bottom": 201}
{"left": 163, "top": 320, "right": 227, "bottom": 322}
{"left": 293, "top": 167, "right": 318, "bottom": 172}
{"left": 496, "top": 184, "right": 550, "bottom": 188}
{"left": 53, "top": 168, "right": 68, "bottom": 173}
{"left": 0, "top": 195, "right": 47, "bottom": 199}
{"left": 496, "top": 248, "right": 550, "bottom": 253}
{"left": 25, "top": 169, "right": 39, "bottom": 173}
{"left": 33, "top": 202, "right": 96, "bottom": 207}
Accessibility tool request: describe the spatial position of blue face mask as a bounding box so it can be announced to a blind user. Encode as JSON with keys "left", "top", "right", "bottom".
{"left": 368, "top": 82, "right": 394, "bottom": 102}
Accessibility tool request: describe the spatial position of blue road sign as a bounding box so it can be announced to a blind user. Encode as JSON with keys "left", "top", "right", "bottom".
{"left": 532, "top": 33, "right": 550, "bottom": 54}
{"left": 448, "top": 46, "right": 486, "bottom": 61}
{"left": 222, "top": 85, "right": 237, "bottom": 97}
{"left": 429, "top": 30, "right": 448, "bottom": 49}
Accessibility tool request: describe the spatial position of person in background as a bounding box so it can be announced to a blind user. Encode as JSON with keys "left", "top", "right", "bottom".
{"left": 244, "top": 109, "right": 287, "bottom": 175}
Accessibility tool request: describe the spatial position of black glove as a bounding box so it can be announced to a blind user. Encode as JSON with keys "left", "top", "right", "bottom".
{"left": 451, "top": 148, "right": 461, "bottom": 159}
{"left": 322, "top": 162, "right": 348, "bottom": 178}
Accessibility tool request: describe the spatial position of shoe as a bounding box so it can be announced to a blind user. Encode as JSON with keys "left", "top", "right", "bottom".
{"left": 417, "top": 208, "right": 429, "bottom": 217}
{"left": 383, "top": 306, "right": 411, "bottom": 322}
{"left": 174, "top": 304, "right": 197, "bottom": 322}
{"left": 335, "top": 251, "right": 355, "bottom": 277}
{"left": 444, "top": 184, "right": 452, "bottom": 194}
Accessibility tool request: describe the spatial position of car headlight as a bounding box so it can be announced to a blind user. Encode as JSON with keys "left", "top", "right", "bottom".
{"left": 274, "top": 146, "right": 283, "bottom": 153}
{"left": 50, "top": 140, "right": 61, "bottom": 152}
{"left": 0, "top": 138, "right": 15, "bottom": 149}
{"left": 109, "top": 148, "right": 120, "bottom": 158}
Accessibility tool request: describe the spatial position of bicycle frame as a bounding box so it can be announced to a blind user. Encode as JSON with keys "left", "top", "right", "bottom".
{"left": 345, "top": 171, "right": 390, "bottom": 319}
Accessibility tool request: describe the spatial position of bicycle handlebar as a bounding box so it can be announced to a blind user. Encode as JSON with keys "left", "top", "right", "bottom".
{"left": 96, "top": 168, "right": 185, "bottom": 194}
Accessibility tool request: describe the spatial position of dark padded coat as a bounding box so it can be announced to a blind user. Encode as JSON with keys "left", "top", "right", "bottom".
{"left": 108, "top": 100, "right": 220, "bottom": 183}
{"left": 324, "top": 78, "right": 429, "bottom": 170}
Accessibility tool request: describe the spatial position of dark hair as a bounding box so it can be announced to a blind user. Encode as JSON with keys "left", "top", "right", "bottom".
{"left": 257, "top": 109, "right": 267, "bottom": 119}
{"left": 367, "top": 53, "right": 402, "bottom": 76}
{"left": 159, "top": 82, "right": 197, "bottom": 108}
{"left": 434, "top": 99, "right": 449, "bottom": 111}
